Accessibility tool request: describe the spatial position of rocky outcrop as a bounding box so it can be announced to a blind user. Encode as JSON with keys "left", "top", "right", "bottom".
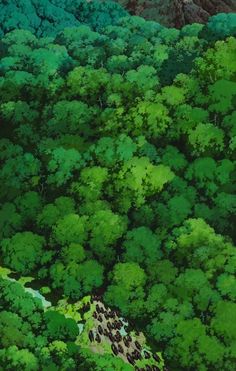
{"left": 116, "top": 0, "right": 236, "bottom": 28}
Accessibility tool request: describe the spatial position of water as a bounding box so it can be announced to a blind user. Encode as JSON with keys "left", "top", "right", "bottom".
{"left": 119, "top": 317, "right": 128, "bottom": 336}
{"left": 24, "top": 287, "right": 52, "bottom": 308}
{"left": 77, "top": 323, "right": 84, "bottom": 334}
{"left": 4, "top": 276, "right": 52, "bottom": 309}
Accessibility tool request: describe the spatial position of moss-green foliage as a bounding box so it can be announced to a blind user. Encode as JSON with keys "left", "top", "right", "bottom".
{"left": 0, "top": 0, "right": 128, "bottom": 37}
{"left": 0, "top": 1, "right": 236, "bottom": 370}
{"left": 0, "top": 278, "right": 82, "bottom": 370}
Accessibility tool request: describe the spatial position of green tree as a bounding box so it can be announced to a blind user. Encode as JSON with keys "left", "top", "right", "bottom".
{"left": 88, "top": 209, "right": 127, "bottom": 263}
{"left": 122, "top": 226, "right": 162, "bottom": 267}
{"left": 46, "top": 147, "right": 83, "bottom": 187}
{"left": 37, "top": 196, "right": 75, "bottom": 230}
{"left": 0, "top": 345, "right": 39, "bottom": 371}
{"left": 168, "top": 319, "right": 225, "bottom": 370}
{"left": 71, "top": 166, "right": 108, "bottom": 202}
{"left": 50, "top": 259, "right": 104, "bottom": 299}
{"left": 127, "top": 100, "right": 171, "bottom": 139}
{"left": 0, "top": 152, "right": 41, "bottom": 194}
{"left": 43, "top": 311, "right": 79, "bottom": 342}
{"left": 0, "top": 311, "right": 32, "bottom": 348}
{"left": 1, "top": 231, "right": 45, "bottom": 274}
{"left": 188, "top": 122, "right": 225, "bottom": 155}
{"left": 46, "top": 100, "right": 95, "bottom": 136}
{"left": 66, "top": 66, "right": 110, "bottom": 104}
{"left": 14, "top": 191, "right": 42, "bottom": 224}
{"left": 201, "top": 13, "right": 236, "bottom": 41}
{"left": 52, "top": 214, "right": 88, "bottom": 246}
{"left": 148, "top": 299, "right": 194, "bottom": 343}
{"left": 0, "top": 202, "right": 22, "bottom": 239}
{"left": 211, "top": 301, "right": 236, "bottom": 344}
{"left": 104, "top": 262, "right": 146, "bottom": 317}
{"left": 114, "top": 157, "right": 174, "bottom": 212}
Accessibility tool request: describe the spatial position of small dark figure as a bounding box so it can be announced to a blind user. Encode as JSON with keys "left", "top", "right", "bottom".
{"left": 93, "top": 311, "right": 97, "bottom": 319}
{"left": 153, "top": 354, "right": 160, "bottom": 362}
{"left": 117, "top": 321, "right": 122, "bottom": 329}
{"left": 113, "top": 322, "right": 118, "bottom": 330}
{"left": 98, "top": 315, "right": 103, "bottom": 322}
{"left": 88, "top": 330, "right": 94, "bottom": 342}
{"left": 127, "top": 354, "right": 135, "bottom": 366}
{"left": 146, "top": 366, "right": 152, "bottom": 371}
{"left": 95, "top": 334, "right": 101, "bottom": 343}
{"left": 98, "top": 325, "right": 103, "bottom": 335}
{"left": 124, "top": 338, "right": 130, "bottom": 347}
{"left": 111, "top": 311, "right": 116, "bottom": 318}
{"left": 144, "top": 351, "right": 151, "bottom": 359}
{"left": 104, "top": 328, "right": 109, "bottom": 336}
{"left": 109, "top": 322, "right": 114, "bottom": 330}
{"left": 116, "top": 331, "right": 121, "bottom": 339}
{"left": 107, "top": 322, "right": 112, "bottom": 331}
{"left": 118, "top": 344, "right": 124, "bottom": 353}
{"left": 108, "top": 332, "right": 114, "bottom": 342}
{"left": 111, "top": 344, "right": 118, "bottom": 355}
{"left": 100, "top": 306, "right": 105, "bottom": 313}
{"left": 127, "top": 335, "right": 132, "bottom": 342}
{"left": 135, "top": 340, "right": 141, "bottom": 350}
{"left": 132, "top": 350, "right": 139, "bottom": 360}
{"left": 96, "top": 304, "right": 100, "bottom": 313}
{"left": 104, "top": 312, "right": 109, "bottom": 320}
{"left": 152, "top": 366, "right": 160, "bottom": 371}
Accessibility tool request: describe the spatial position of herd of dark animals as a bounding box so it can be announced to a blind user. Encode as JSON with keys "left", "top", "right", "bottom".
{"left": 84, "top": 295, "right": 168, "bottom": 371}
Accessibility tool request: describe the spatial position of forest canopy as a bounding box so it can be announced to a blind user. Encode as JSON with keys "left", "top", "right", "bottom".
{"left": 0, "top": 1, "right": 236, "bottom": 370}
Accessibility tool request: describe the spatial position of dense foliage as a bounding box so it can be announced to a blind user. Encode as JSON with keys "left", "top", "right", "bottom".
{"left": 0, "top": 2, "right": 236, "bottom": 370}
{"left": 0, "top": 277, "right": 81, "bottom": 370}
{"left": 0, "top": 0, "right": 128, "bottom": 37}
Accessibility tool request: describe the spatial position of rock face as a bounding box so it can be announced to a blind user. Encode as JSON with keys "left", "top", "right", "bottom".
{"left": 116, "top": 0, "right": 236, "bottom": 27}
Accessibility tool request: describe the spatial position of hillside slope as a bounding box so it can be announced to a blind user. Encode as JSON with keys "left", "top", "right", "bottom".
{"left": 116, "top": 0, "right": 236, "bottom": 27}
